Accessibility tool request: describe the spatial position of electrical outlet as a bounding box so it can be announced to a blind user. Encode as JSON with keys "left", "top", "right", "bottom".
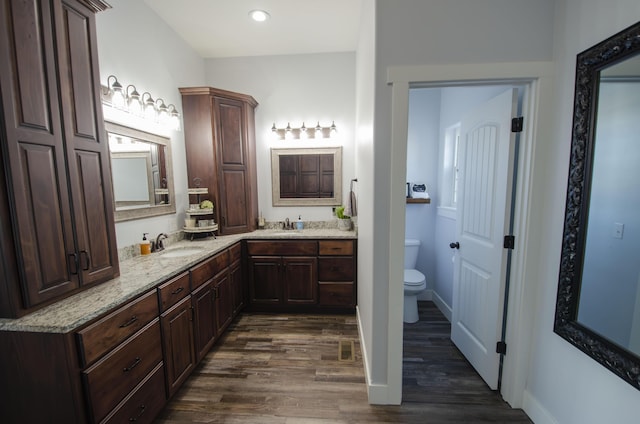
{"left": 612, "top": 222, "right": 624, "bottom": 239}
{"left": 332, "top": 206, "right": 336, "bottom": 216}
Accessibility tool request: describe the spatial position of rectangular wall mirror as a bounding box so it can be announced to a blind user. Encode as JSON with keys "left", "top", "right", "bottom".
{"left": 271, "top": 147, "right": 342, "bottom": 206}
{"left": 106, "top": 122, "right": 176, "bottom": 222}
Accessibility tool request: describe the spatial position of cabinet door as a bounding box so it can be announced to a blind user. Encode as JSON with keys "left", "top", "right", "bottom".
{"left": 249, "top": 256, "right": 282, "bottom": 305}
{"left": 192, "top": 281, "right": 216, "bottom": 362}
{"left": 0, "top": 0, "right": 79, "bottom": 306}
{"left": 214, "top": 270, "right": 233, "bottom": 334}
{"left": 230, "top": 259, "right": 244, "bottom": 316}
{"left": 213, "top": 96, "right": 251, "bottom": 234}
{"left": 54, "top": 0, "right": 119, "bottom": 286}
{"left": 161, "top": 296, "right": 196, "bottom": 397}
{"left": 283, "top": 256, "right": 318, "bottom": 305}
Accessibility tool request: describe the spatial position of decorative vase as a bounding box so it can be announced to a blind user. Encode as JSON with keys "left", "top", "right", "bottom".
{"left": 337, "top": 218, "right": 351, "bottom": 231}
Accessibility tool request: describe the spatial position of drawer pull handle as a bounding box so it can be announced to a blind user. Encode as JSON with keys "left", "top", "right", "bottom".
{"left": 129, "top": 404, "right": 146, "bottom": 421}
{"left": 119, "top": 316, "right": 138, "bottom": 328}
{"left": 123, "top": 357, "right": 141, "bottom": 372}
{"left": 171, "top": 286, "right": 184, "bottom": 295}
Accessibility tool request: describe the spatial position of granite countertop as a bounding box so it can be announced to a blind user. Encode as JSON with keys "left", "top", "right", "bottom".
{"left": 0, "top": 229, "right": 356, "bottom": 334}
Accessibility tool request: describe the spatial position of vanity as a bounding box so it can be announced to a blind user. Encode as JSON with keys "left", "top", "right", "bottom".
{"left": 0, "top": 229, "right": 357, "bottom": 423}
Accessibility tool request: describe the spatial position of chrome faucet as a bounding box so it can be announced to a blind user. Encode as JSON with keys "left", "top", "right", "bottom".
{"left": 152, "top": 233, "right": 168, "bottom": 252}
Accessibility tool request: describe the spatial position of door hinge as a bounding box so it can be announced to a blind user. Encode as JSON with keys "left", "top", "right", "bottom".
{"left": 511, "top": 116, "right": 523, "bottom": 133}
{"left": 503, "top": 235, "right": 515, "bottom": 249}
{"left": 496, "top": 341, "right": 507, "bottom": 355}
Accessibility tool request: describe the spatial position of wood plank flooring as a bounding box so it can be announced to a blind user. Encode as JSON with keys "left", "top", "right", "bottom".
{"left": 155, "top": 302, "right": 532, "bottom": 423}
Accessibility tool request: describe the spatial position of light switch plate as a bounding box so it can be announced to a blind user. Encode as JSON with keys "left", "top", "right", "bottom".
{"left": 613, "top": 222, "right": 624, "bottom": 239}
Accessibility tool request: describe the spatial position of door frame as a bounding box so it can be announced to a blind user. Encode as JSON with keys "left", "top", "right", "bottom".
{"left": 386, "top": 62, "right": 554, "bottom": 407}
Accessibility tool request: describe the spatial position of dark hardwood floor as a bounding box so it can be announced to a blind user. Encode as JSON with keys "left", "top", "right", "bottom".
{"left": 155, "top": 302, "right": 532, "bottom": 423}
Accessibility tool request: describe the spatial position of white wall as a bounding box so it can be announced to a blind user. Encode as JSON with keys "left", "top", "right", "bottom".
{"left": 203, "top": 53, "right": 356, "bottom": 222}
{"left": 354, "top": 0, "right": 381, "bottom": 399}
{"left": 405, "top": 89, "right": 440, "bottom": 293}
{"left": 96, "top": 0, "right": 206, "bottom": 247}
{"left": 365, "top": 0, "right": 556, "bottom": 404}
{"left": 523, "top": 1, "right": 640, "bottom": 423}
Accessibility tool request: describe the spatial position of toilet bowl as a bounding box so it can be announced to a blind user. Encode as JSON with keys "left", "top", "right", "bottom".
{"left": 404, "top": 239, "right": 426, "bottom": 323}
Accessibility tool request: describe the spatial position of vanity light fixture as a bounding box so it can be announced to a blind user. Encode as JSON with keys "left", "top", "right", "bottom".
{"left": 126, "top": 85, "right": 142, "bottom": 116}
{"left": 101, "top": 75, "right": 181, "bottom": 131}
{"left": 107, "top": 75, "right": 125, "bottom": 109}
{"left": 249, "top": 9, "right": 270, "bottom": 22}
{"left": 271, "top": 121, "right": 338, "bottom": 140}
{"left": 142, "top": 92, "right": 156, "bottom": 120}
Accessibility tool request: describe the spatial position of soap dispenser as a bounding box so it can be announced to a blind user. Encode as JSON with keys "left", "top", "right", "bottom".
{"left": 140, "top": 233, "right": 151, "bottom": 256}
{"left": 296, "top": 215, "right": 303, "bottom": 230}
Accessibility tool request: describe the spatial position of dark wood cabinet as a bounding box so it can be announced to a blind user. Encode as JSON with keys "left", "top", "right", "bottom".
{"left": 318, "top": 240, "right": 356, "bottom": 309}
{"left": 230, "top": 255, "right": 245, "bottom": 316}
{"left": 192, "top": 280, "right": 217, "bottom": 362}
{"left": 213, "top": 270, "right": 233, "bottom": 334}
{"left": 247, "top": 240, "right": 319, "bottom": 309}
{"left": 0, "top": 0, "right": 117, "bottom": 318}
{"left": 247, "top": 239, "right": 356, "bottom": 312}
{"left": 180, "top": 87, "right": 259, "bottom": 235}
{"left": 161, "top": 296, "right": 196, "bottom": 397}
{"left": 248, "top": 256, "right": 318, "bottom": 306}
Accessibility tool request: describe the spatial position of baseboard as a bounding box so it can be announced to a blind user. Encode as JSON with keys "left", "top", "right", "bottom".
{"left": 523, "top": 389, "right": 558, "bottom": 424}
{"left": 356, "top": 306, "right": 392, "bottom": 404}
{"left": 432, "top": 291, "right": 453, "bottom": 322}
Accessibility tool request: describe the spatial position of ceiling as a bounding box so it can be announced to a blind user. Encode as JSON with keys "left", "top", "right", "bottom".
{"left": 142, "top": 0, "right": 364, "bottom": 59}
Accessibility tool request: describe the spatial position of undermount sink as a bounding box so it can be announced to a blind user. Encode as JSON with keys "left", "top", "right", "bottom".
{"left": 160, "top": 247, "right": 205, "bottom": 258}
{"left": 271, "top": 232, "right": 300, "bottom": 236}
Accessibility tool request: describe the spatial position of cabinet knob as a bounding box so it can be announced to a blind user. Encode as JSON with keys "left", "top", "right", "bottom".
{"left": 122, "top": 356, "right": 141, "bottom": 372}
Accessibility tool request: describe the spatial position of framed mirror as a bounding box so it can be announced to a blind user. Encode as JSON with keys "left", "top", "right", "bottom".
{"left": 271, "top": 147, "right": 342, "bottom": 206}
{"left": 105, "top": 122, "right": 176, "bottom": 222}
{"left": 555, "top": 21, "right": 640, "bottom": 390}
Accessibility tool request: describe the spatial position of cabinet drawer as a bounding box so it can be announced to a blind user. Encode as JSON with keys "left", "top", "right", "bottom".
{"left": 318, "top": 240, "right": 354, "bottom": 256}
{"left": 102, "top": 362, "right": 166, "bottom": 424}
{"left": 247, "top": 240, "right": 317, "bottom": 256}
{"left": 77, "top": 290, "right": 158, "bottom": 367}
{"left": 318, "top": 282, "right": 354, "bottom": 307}
{"left": 191, "top": 250, "right": 229, "bottom": 289}
{"left": 158, "top": 272, "right": 190, "bottom": 312}
{"left": 318, "top": 257, "right": 354, "bottom": 281}
{"left": 84, "top": 319, "right": 163, "bottom": 423}
{"left": 229, "top": 242, "right": 242, "bottom": 264}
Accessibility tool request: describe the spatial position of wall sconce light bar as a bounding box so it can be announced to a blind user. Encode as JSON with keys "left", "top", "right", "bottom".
{"left": 272, "top": 121, "right": 336, "bottom": 140}
{"left": 101, "top": 75, "right": 181, "bottom": 131}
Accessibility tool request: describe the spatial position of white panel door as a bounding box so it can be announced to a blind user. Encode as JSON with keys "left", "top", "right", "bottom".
{"left": 451, "top": 88, "right": 518, "bottom": 390}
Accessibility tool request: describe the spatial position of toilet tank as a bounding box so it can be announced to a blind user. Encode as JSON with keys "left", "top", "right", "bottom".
{"left": 404, "top": 239, "right": 420, "bottom": 269}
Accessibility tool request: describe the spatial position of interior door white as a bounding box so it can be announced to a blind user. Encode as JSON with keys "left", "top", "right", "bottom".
{"left": 451, "top": 88, "right": 518, "bottom": 390}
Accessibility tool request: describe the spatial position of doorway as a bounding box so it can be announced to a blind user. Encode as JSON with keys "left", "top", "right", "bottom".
{"left": 386, "top": 61, "right": 554, "bottom": 408}
{"left": 404, "top": 84, "right": 524, "bottom": 390}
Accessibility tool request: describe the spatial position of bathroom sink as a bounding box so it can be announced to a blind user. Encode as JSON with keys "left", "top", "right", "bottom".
{"left": 271, "top": 232, "right": 301, "bottom": 236}
{"left": 160, "top": 247, "right": 205, "bottom": 258}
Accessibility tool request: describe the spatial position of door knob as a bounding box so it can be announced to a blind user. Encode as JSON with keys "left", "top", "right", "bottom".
{"left": 449, "top": 242, "right": 460, "bottom": 249}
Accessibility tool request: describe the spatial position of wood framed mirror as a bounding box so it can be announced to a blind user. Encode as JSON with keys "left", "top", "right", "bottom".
{"left": 271, "top": 147, "right": 342, "bottom": 206}
{"left": 554, "top": 21, "right": 640, "bottom": 391}
{"left": 105, "top": 122, "right": 176, "bottom": 222}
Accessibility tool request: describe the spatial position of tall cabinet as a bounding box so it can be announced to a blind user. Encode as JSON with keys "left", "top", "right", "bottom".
{"left": 180, "top": 87, "right": 259, "bottom": 235}
{"left": 0, "top": 0, "right": 118, "bottom": 318}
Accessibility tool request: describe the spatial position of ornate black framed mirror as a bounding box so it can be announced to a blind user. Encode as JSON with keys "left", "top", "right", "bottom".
{"left": 555, "top": 21, "right": 640, "bottom": 390}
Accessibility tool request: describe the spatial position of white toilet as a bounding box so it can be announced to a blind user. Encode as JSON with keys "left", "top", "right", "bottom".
{"left": 404, "top": 239, "right": 427, "bottom": 323}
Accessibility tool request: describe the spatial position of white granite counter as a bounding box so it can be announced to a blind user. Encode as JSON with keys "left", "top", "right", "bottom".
{"left": 0, "top": 229, "right": 356, "bottom": 334}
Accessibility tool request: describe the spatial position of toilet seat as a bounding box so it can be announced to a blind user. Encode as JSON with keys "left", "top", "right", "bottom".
{"left": 404, "top": 269, "right": 425, "bottom": 286}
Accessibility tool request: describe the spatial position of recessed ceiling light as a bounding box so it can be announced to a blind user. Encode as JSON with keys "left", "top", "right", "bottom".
{"left": 249, "top": 9, "right": 270, "bottom": 22}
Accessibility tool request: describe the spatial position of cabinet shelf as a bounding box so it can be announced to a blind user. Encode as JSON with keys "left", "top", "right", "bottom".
{"left": 406, "top": 198, "right": 431, "bottom": 204}
{"left": 186, "top": 208, "right": 214, "bottom": 216}
{"left": 184, "top": 224, "right": 219, "bottom": 233}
